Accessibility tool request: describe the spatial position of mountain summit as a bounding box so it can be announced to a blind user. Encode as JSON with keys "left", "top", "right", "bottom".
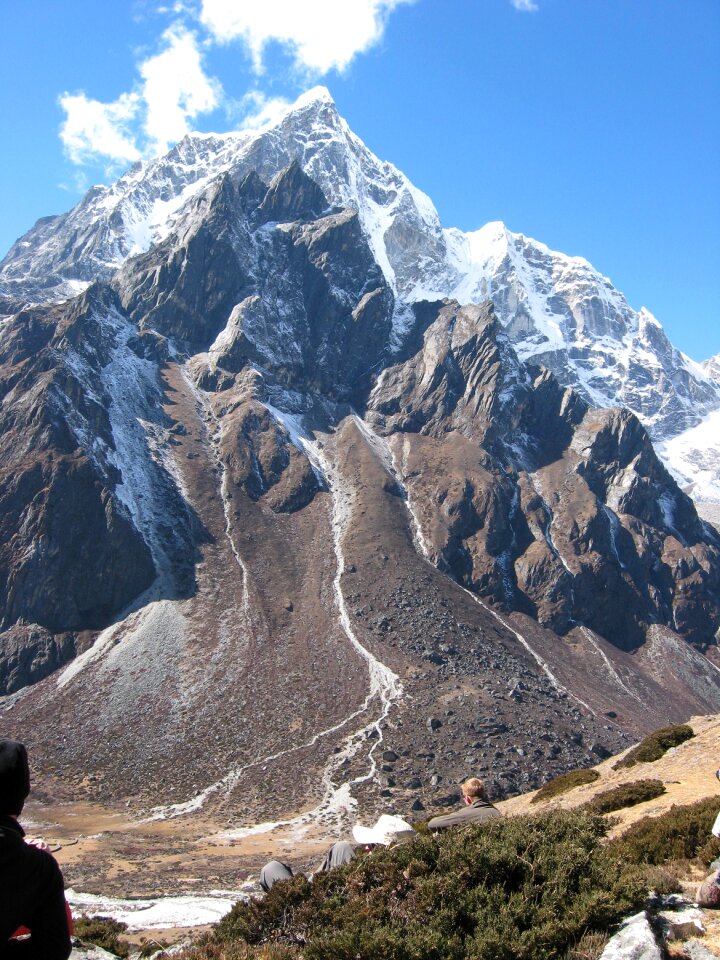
{"left": 3, "top": 89, "right": 719, "bottom": 506}
{"left": 1, "top": 89, "right": 719, "bottom": 828}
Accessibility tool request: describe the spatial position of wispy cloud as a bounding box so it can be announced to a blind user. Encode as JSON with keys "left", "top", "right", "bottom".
{"left": 59, "top": 26, "right": 219, "bottom": 169}
{"left": 140, "top": 25, "right": 221, "bottom": 152}
{"left": 511, "top": 0, "right": 539, "bottom": 11}
{"left": 199, "top": 0, "right": 414, "bottom": 74}
{"left": 235, "top": 91, "right": 294, "bottom": 131}
{"left": 59, "top": 0, "right": 414, "bottom": 170}
{"left": 59, "top": 91, "right": 142, "bottom": 167}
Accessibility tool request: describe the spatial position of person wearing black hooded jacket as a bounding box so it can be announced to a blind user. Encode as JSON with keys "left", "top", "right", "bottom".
{"left": 0, "top": 739, "right": 72, "bottom": 959}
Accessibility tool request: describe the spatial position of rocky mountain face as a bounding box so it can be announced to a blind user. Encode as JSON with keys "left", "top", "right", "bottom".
{"left": 4, "top": 88, "right": 718, "bottom": 451}
{"left": 704, "top": 355, "right": 720, "bottom": 384}
{"left": 1, "top": 90, "right": 719, "bottom": 834}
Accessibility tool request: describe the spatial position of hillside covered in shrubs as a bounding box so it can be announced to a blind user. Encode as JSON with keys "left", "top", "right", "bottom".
{"left": 179, "top": 810, "right": 648, "bottom": 960}
{"left": 164, "top": 798, "right": 720, "bottom": 960}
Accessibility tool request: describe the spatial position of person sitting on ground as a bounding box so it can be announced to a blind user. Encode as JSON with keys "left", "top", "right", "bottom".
{"left": 314, "top": 839, "right": 358, "bottom": 874}
{"left": 427, "top": 777, "right": 502, "bottom": 832}
{"left": 0, "top": 738, "right": 72, "bottom": 959}
{"left": 316, "top": 814, "right": 416, "bottom": 874}
{"left": 259, "top": 841, "right": 356, "bottom": 889}
{"left": 259, "top": 814, "right": 416, "bottom": 890}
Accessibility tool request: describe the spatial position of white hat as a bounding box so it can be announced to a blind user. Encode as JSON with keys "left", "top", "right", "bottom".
{"left": 352, "top": 814, "right": 416, "bottom": 846}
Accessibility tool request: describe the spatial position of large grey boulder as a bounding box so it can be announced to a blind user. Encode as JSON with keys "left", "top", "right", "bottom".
{"left": 659, "top": 905, "right": 706, "bottom": 940}
{"left": 598, "top": 911, "right": 663, "bottom": 960}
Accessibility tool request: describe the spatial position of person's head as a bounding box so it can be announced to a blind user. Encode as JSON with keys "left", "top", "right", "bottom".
{"left": 461, "top": 777, "right": 486, "bottom": 805}
{"left": 0, "top": 739, "right": 30, "bottom": 817}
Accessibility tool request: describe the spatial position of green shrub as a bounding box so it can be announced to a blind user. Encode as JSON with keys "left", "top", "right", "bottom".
{"left": 208, "top": 810, "right": 646, "bottom": 960}
{"left": 74, "top": 914, "right": 130, "bottom": 958}
{"left": 608, "top": 796, "right": 720, "bottom": 866}
{"left": 214, "top": 873, "right": 314, "bottom": 947}
{"left": 613, "top": 724, "right": 694, "bottom": 770}
{"left": 531, "top": 768, "right": 600, "bottom": 804}
{"left": 582, "top": 780, "right": 666, "bottom": 816}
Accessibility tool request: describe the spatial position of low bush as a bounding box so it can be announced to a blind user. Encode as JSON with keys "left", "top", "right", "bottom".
{"left": 608, "top": 796, "right": 720, "bottom": 866}
{"left": 582, "top": 780, "right": 666, "bottom": 816}
{"left": 207, "top": 810, "right": 646, "bottom": 960}
{"left": 613, "top": 724, "right": 694, "bottom": 770}
{"left": 73, "top": 914, "right": 130, "bottom": 958}
{"left": 530, "top": 768, "right": 600, "bottom": 804}
{"left": 641, "top": 864, "right": 684, "bottom": 896}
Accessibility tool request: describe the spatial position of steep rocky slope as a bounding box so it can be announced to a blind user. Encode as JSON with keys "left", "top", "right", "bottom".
{"left": 0, "top": 94, "right": 719, "bottom": 836}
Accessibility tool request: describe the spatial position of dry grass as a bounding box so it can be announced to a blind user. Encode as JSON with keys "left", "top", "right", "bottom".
{"left": 563, "top": 930, "right": 610, "bottom": 959}
{"left": 499, "top": 714, "right": 720, "bottom": 837}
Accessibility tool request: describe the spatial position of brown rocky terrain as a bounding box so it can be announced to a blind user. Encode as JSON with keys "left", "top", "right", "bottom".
{"left": 501, "top": 712, "right": 720, "bottom": 827}
{"left": 1, "top": 149, "right": 719, "bottom": 861}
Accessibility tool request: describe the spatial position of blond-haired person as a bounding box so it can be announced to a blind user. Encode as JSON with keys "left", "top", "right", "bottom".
{"left": 427, "top": 777, "right": 501, "bottom": 832}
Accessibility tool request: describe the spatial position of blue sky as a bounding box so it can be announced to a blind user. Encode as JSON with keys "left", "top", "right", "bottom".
{"left": 1, "top": 0, "right": 718, "bottom": 361}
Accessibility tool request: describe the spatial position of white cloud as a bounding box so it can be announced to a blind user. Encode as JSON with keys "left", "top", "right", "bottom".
{"left": 199, "top": 0, "right": 413, "bottom": 74}
{"left": 511, "top": 0, "right": 539, "bottom": 10}
{"left": 59, "top": 91, "right": 143, "bottom": 166}
{"left": 140, "top": 25, "right": 221, "bottom": 152}
{"left": 58, "top": 1, "right": 413, "bottom": 170}
{"left": 59, "top": 26, "right": 220, "bottom": 167}
{"left": 235, "top": 91, "right": 293, "bottom": 131}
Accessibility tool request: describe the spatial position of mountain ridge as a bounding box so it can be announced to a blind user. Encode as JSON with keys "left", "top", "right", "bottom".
{"left": 3, "top": 88, "right": 718, "bottom": 510}
{"left": 1, "top": 90, "right": 719, "bottom": 831}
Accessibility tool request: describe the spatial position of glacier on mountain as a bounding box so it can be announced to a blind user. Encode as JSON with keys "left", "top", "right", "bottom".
{"left": 659, "top": 408, "right": 720, "bottom": 505}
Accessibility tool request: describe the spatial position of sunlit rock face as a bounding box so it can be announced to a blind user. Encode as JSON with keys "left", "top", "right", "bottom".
{"left": 0, "top": 89, "right": 719, "bottom": 826}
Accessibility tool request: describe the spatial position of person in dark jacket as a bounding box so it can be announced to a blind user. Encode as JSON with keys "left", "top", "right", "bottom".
{"left": 0, "top": 739, "right": 72, "bottom": 959}
{"left": 427, "top": 777, "right": 501, "bottom": 832}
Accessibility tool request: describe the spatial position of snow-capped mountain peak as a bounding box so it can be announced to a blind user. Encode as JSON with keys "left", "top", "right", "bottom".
{"left": 1, "top": 86, "right": 719, "bottom": 502}
{"left": 2, "top": 83, "right": 720, "bottom": 827}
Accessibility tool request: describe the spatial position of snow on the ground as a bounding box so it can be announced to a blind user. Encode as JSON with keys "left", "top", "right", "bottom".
{"left": 657, "top": 407, "right": 720, "bottom": 504}
{"left": 66, "top": 887, "right": 253, "bottom": 931}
